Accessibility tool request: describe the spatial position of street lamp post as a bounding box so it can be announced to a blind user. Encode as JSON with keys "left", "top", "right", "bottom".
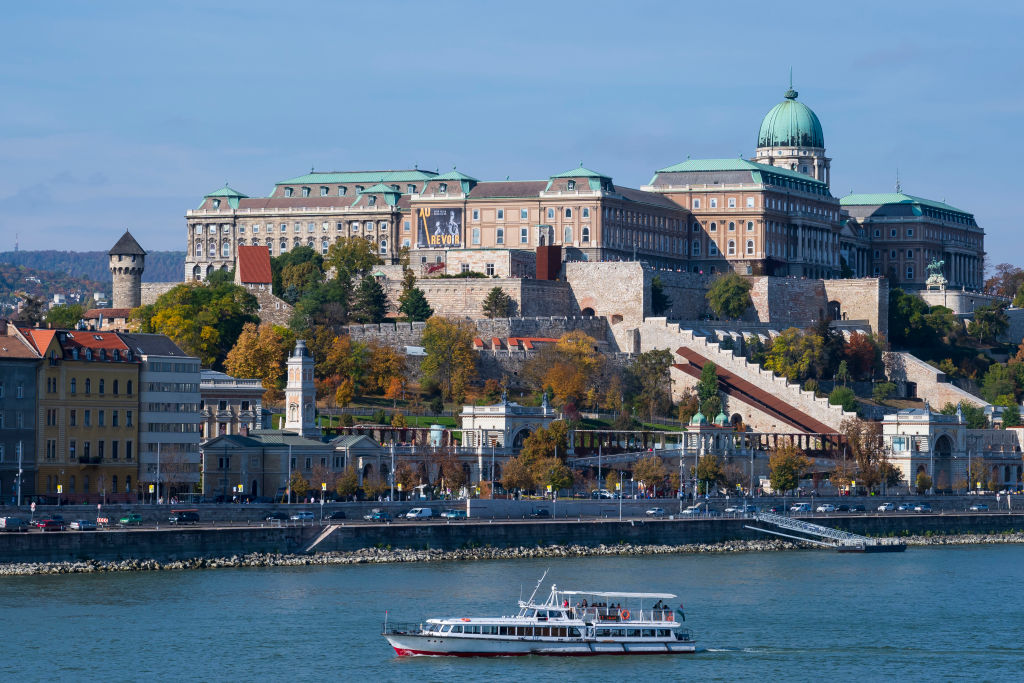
{"left": 389, "top": 444, "right": 395, "bottom": 502}
{"left": 490, "top": 443, "right": 495, "bottom": 500}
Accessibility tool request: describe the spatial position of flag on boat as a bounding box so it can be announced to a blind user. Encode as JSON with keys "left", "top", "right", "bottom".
{"left": 676, "top": 604, "right": 686, "bottom": 621}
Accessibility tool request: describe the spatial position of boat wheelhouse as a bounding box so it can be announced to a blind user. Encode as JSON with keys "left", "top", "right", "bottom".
{"left": 383, "top": 578, "right": 696, "bottom": 657}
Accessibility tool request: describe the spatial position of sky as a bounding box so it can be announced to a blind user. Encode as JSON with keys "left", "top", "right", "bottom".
{"left": 1, "top": 1, "right": 1021, "bottom": 269}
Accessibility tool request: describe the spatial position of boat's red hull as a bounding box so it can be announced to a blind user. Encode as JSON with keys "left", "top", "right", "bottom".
{"left": 393, "top": 647, "right": 695, "bottom": 657}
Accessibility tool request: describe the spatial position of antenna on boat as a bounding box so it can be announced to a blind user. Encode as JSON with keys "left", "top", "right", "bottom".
{"left": 526, "top": 569, "right": 549, "bottom": 606}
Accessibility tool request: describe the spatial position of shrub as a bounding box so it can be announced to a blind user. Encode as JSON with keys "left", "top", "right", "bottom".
{"left": 829, "top": 386, "right": 858, "bottom": 412}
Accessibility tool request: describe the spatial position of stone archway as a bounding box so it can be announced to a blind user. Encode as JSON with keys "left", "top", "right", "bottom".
{"left": 933, "top": 434, "right": 953, "bottom": 491}
{"left": 581, "top": 307, "right": 595, "bottom": 317}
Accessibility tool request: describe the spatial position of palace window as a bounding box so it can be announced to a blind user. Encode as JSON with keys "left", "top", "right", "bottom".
{"left": 906, "top": 265, "right": 914, "bottom": 279}
{"left": 497, "top": 209, "right": 504, "bottom": 220}
{"left": 520, "top": 208, "right": 528, "bottom": 219}
{"left": 520, "top": 227, "right": 528, "bottom": 244}
{"left": 746, "top": 239, "right": 755, "bottom": 255}
{"left": 301, "top": 187, "right": 310, "bottom": 197}
{"left": 485, "top": 263, "right": 495, "bottom": 276}
{"left": 496, "top": 228, "right": 504, "bottom": 244}
{"left": 403, "top": 220, "right": 410, "bottom": 232}
{"left": 746, "top": 197, "right": 755, "bottom": 208}
{"left": 547, "top": 208, "right": 555, "bottom": 219}
{"left": 907, "top": 229, "right": 914, "bottom": 237}
{"left": 728, "top": 222, "right": 735, "bottom": 231}
{"left": 581, "top": 226, "right": 590, "bottom": 243}
{"left": 709, "top": 241, "right": 718, "bottom": 255}
{"left": 582, "top": 207, "right": 590, "bottom": 218}
{"left": 379, "top": 239, "right": 387, "bottom": 254}
{"left": 564, "top": 226, "right": 573, "bottom": 243}
{"left": 221, "top": 242, "right": 230, "bottom": 257}
{"left": 284, "top": 187, "right": 293, "bottom": 197}
{"left": 692, "top": 240, "right": 701, "bottom": 256}
{"left": 439, "top": 183, "right": 448, "bottom": 193}
{"left": 195, "top": 242, "right": 203, "bottom": 257}
{"left": 565, "top": 208, "right": 572, "bottom": 218}
{"left": 212, "top": 199, "right": 220, "bottom": 209}
{"left": 407, "top": 184, "right": 416, "bottom": 194}
{"left": 461, "top": 264, "right": 470, "bottom": 273}
{"left": 567, "top": 180, "right": 576, "bottom": 190}
{"left": 473, "top": 209, "right": 480, "bottom": 220}
{"left": 692, "top": 199, "right": 700, "bottom": 209}
{"left": 728, "top": 198, "right": 736, "bottom": 208}
{"left": 209, "top": 242, "right": 216, "bottom": 257}
{"left": 338, "top": 186, "right": 347, "bottom": 196}
{"left": 320, "top": 186, "right": 328, "bottom": 196}
{"left": 710, "top": 222, "right": 717, "bottom": 232}
{"left": 747, "top": 221, "right": 754, "bottom": 231}
{"left": 727, "top": 240, "right": 736, "bottom": 255}
{"left": 710, "top": 198, "right": 718, "bottom": 208}
{"left": 472, "top": 227, "right": 481, "bottom": 245}
{"left": 907, "top": 250, "right": 914, "bottom": 259}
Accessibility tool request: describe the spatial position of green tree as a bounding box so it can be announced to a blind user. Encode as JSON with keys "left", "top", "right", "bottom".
{"left": 835, "top": 360, "right": 851, "bottom": 386}
{"left": 289, "top": 470, "right": 310, "bottom": 500}
{"left": 398, "top": 286, "right": 433, "bottom": 322}
{"left": 633, "top": 455, "right": 667, "bottom": 495}
{"left": 829, "top": 386, "right": 858, "bottom": 412}
{"left": 939, "top": 402, "right": 988, "bottom": 429}
{"left": 872, "top": 382, "right": 896, "bottom": 403}
{"left": 768, "top": 443, "right": 811, "bottom": 494}
{"left": 324, "top": 238, "right": 381, "bottom": 282}
{"left": 650, "top": 276, "right": 671, "bottom": 316}
{"left": 481, "top": 286, "right": 515, "bottom": 318}
{"left": 696, "top": 361, "right": 718, "bottom": 405}
{"left": 131, "top": 280, "right": 259, "bottom": 368}
{"left": 350, "top": 276, "right": 388, "bottom": 324}
{"left": 968, "top": 303, "right": 1009, "bottom": 345}
{"left": 994, "top": 394, "right": 1021, "bottom": 427}
{"left": 764, "top": 327, "right": 823, "bottom": 382}
{"left": 605, "top": 470, "right": 620, "bottom": 493}
{"left": 421, "top": 316, "right": 477, "bottom": 401}
{"left": 695, "top": 454, "right": 724, "bottom": 494}
{"left": 627, "top": 349, "right": 674, "bottom": 422}
{"left": 271, "top": 246, "right": 323, "bottom": 297}
{"left": 915, "top": 471, "right": 933, "bottom": 495}
{"left": 705, "top": 273, "right": 752, "bottom": 320}
{"left": 980, "top": 364, "right": 1018, "bottom": 403}
{"left": 533, "top": 456, "right": 573, "bottom": 496}
{"left": 519, "top": 421, "right": 570, "bottom": 466}
{"left": 888, "top": 288, "right": 931, "bottom": 347}
{"left": 1013, "top": 282, "right": 1024, "bottom": 308}
{"left": 45, "top": 303, "right": 85, "bottom": 329}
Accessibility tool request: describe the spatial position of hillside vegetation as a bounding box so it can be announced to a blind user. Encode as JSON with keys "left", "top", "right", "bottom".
{"left": 0, "top": 250, "right": 185, "bottom": 283}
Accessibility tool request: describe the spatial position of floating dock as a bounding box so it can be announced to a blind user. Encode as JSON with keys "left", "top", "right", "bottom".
{"left": 745, "top": 512, "right": 907, "bottom": 553}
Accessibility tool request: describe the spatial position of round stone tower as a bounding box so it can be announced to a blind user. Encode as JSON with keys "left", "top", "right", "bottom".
{"left": 108, "top": 230, "right": 146, "bottom": 309}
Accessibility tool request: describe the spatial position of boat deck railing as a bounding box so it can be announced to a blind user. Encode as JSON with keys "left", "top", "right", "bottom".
{"left": 571, "top": 607, "right": 676, "bottom": 623}
{"left": 382, "top": 621, "right": 422, "bottom": 635}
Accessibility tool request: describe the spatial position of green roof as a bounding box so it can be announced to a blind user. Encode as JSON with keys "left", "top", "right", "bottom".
{"left": 204, "top": 185, "right": 248, "bottom": 198}
{"left": 276, "top": 170, "right": 437, "bottom": 185}
{"left": 757, "top": 88, "right": 825, "bottom": 149}
{"left": 432, "top": 168, "right": 479, "bottom": 182}
{"left": 359, "top": 182, "right": 402, "bottom": 194}
{"left": 550, "top": 164, "right": 609, "bottom": 179}
{"left": 654, "top": 158, "right": 827, "bottom": 187}
{"left": 840, "top": 192, "right": 970, "bottom": 215}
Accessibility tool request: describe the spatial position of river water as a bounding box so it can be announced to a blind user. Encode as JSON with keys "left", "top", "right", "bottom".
{"left": 2, "top": 545, "right": 1021, "bottom": 682}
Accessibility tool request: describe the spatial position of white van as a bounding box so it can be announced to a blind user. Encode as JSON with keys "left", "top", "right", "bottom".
{"left": 405, "top": 507, "right": 433, "bottom": 520}
{"left": 789, "top": 503, "right": 812, "bottom": 513}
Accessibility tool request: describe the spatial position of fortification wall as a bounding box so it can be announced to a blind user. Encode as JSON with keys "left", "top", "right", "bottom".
{"left": 823, "top": 278, "right": 888, "bottom": 337}
{"left": 917, "top": 289, "right": 1004, "bottom": 316}
{"left": 344, "top": 316, "right": 612, "bottom": 348}
{"left": 884, "top": 351, "right": 988, "bottom": 409}
{"left": 646, "top": 269, "right": 714, "bottom": 320}
{"left": 140, "top": 282, "right": 180, "bottom": 306}
{"left": 400, "top": 278, "right": 574, "bottom": 318}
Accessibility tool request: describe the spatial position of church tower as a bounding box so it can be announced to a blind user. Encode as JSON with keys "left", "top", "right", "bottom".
{"left": 284, "top": 339, "right": 319, "bottom": 437}
{"left": 108, "top": 230, "right": 146, "bottom": 309}
{"left": 753, "top": 78, "right": 831, "bottom": 186}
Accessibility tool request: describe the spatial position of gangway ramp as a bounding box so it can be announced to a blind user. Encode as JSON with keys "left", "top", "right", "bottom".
{"left": 302, "top": 524, "right": 340, "bottom": 553}
{"left": 745, "top": 512, "right": 906, "bottom": 553}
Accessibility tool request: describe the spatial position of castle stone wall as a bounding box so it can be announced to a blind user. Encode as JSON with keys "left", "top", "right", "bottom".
{"left": 396, "top": 278, "right": 574, "bottom": 319}
{"left": 140, "top": 282, "right": 181, "bottom": 306}
{"left": 884, "top": 351, "right": 988, "bottom": 409}
{"left": 823, "top": 278, "right": 888, "bottom": 337}
{"left": 344, "top": 316, "right": 611, "bottom": 348}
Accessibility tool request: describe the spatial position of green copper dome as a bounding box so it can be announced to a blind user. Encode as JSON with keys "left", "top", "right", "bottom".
{"left": 757, "top": 87, "right": 824, "bottom": 149}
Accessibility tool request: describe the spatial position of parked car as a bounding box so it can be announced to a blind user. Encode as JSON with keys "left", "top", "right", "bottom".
{"left": 850, "top": 504, "right": 866, "bottom": 512}
{"left": 969, "top": 503, "right": 989, "bottom": 511}
{"left": 290, "top": 511, "right": 315, "bottom": 521}
{"left": 835, "top": 504, "right": 850, "bottom": 512}
{"left": 645, "top": 507, "right": 667, "bottom": 518}
{"left": 265, "top": 511, "right": 289, "bottom": 521}
{"left": 790, "top": 503, "right": 812, "bottom": 513}
{"left": 168, "top": 511, "right": 200, "bottom": 525}
{"left": 69, "top": 519, "right": 97, "bottom": 531}
{"left": 913, "top": 503, "right": 932, "bottom": 513}
{"left": 404, "top": 508, "right": 434, "bottom": 520}
{"left": 440, "top": 510, "right": 468, "bottom": 520}
{"left": 529, "top": 509, "right": 551, "bottom": 519}
{"left": 118, "top": 513, "right": 143, "bottom": 527}
{"left": 768, "top": 505, "right": 786, "bottom": 513}
{"left": 591, "top": 489, "right": 615, "bottom": 499}
{"left": 681, "top": 504, "right": 710, "bottom": 516}
{"left": 0, "top": 517, "right": 27, "bottom": 532}
{"left": 327, "top": 510, "right": 348, "bottom": 520}
{"left": 724, "top": 505, "right": 742, "bottom": 514}
{"left": 896, "top": 503, "right": 914, "bottom": 512}
{"left": 877, "top": 502, "right": 895, "bottom": 512}
{"left": 39, "top": 519, "right": 66, "bottom": 531}
{"left": 816, "top": 504, "right": 836, "bottom": 513}
{"left": 740, "top": 505, "right": 759, "bottom": 514}
{"left": 363, "top": 509, "right": 391, "bottom": 522}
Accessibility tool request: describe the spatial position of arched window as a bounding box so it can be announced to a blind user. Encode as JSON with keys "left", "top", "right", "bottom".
{"left": 746, "top": 239, "right": 755, "bottom": 255}
{"left": 379, "top": 239, "right": 387, "bottom": 254}
{"left": 747, "top": 221, "right": 754, "bottom": 231}
{"left": 692, "top": 240, "right": 701, "bottom": 256}
{"left": 280, "top": 239, "right": 288, "bottom": 252}
{"left": 321, "top": 239, "right": 329, "bottom": 255}
{"left": 85, "top": 378, "right": 91, "bottom": 394}
{"left": 70, "top": 378, "right": 76, "bottom": 394}
{"left": 547, "top": 208, "right": 555, "bottom": 219}
{"left": 728, "top": 222, "right": 735, "bottom": 231}
{"left": 581, "top": 226, "right": 590, "bottom": 243}
{"left": 195, "top": 242, "right": 203, "bottom": 257}
{"left": 99, "top": 379, "right": 105, "bottom": 394}
{"left": 727, "top": 240, "right": 736, "bottom": 255}
{"left": 209, "top": 242, "right": 216, "bottom": 257}
{"left": 221, "top": 241, "right": 230, "bottom": 258}
{"left": 126, "top": 380, "right": 133, "bottom": 395}
{"left": 710, "top": 222, "right": 717, "bottom": 232}
{"left": 564, "top": 226, "right": 573, "bottom": 243}
{"left": 565, "top": 208, "right": 572, "bottom": 218}
{"left": 192, "top": 265, "right": 201, "bottom": 280}
{"left": 113, "top": 380, "right": 119, "bottom": 395}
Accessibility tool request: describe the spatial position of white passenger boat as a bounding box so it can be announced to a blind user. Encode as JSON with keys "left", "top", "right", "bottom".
{"left": 383, "top": 575, "right": 696, "bottom": 657}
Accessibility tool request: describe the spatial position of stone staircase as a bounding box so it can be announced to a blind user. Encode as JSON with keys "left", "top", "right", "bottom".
{"left": 637, "top": 317, "right": 857, "bottom": 431}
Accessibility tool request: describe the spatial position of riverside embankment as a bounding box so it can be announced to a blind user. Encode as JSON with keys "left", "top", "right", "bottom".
{"left": 3, "top": 512, "right": 1024, "bottom": 566}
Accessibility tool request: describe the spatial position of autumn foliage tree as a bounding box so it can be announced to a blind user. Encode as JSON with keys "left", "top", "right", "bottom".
{"left": 523, "top": 331, "right": 605, "bottom": 407}
{"left": 768, "top": 442, "right": 812, "bottom": 494}
{"left": 223, "top": 322, "right": 294, "bottom": 402}
{"left": 421, "top": 316, "right": 477, "bottom": 402}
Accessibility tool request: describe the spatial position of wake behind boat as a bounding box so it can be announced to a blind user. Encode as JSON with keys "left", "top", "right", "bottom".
{"left": 383, "top": 574, "right": 696, "bottom": 657}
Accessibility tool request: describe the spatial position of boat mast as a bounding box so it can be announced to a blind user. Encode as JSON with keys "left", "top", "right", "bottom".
{"left": 525, "top": 569, "right": 549, "bottom": 606}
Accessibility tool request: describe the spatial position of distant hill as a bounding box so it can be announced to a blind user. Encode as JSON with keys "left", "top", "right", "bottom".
{"left": 0, "top": 261, "right": 107, "bottom": 315}
{"left": 0, "top": 250, "right": 185, "bottom": 283}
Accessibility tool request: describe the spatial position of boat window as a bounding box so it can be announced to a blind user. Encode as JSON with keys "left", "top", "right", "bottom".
{"left": 627, "top": 629, "right": 639, "bottom": 637}
{"left": 642, "top": 629, "right": 654, "bottom": 637}
{"left": 499, "top": 626, "right": 510, "bottom": 636}
{"left": 596, "top": 628, "right": 611, "bottom": 637}
{"left": 657, "top": 629, "right": 670, "bottom": 637}
{"left": 441, "top": 625, "right": 452, "bottom": 633}
{"left": 453, "top": 625, "right": 463, "bottom": 633}
{"left": 571, "top": 628, "right": 583, "bottom": 637}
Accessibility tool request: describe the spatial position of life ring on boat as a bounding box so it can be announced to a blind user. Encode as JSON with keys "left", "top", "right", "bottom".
{"left": 619, "top": 609, "right": 630, "bottom": 620}
{"left": 460, "top": 618, "right": 471, "bottom": 622}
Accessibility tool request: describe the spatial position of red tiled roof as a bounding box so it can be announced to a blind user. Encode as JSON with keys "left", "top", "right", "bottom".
{"left": 18, "top": 328, "right": 56, "bottom": 355}
{"left": 237, "top": 245, "right": 273, "bottom": 284}
{"left": 508, "top": 337, "right": 558, "bottom": 350}
{"left": 66, "top": 330, "right": 130, "bottom": 352}
{"left": 473, "top": 337, "right": 485, "bottom": 348}
{"left": 0, "top": 331, "right": 39, "bottom": 359}
{"left": 83, "top": 308, "right": 132, "bottom": 319}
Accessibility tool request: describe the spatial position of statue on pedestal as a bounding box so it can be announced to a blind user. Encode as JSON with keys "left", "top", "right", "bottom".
{"left": 925, "top": 259, "right": 947, "bottom": 291}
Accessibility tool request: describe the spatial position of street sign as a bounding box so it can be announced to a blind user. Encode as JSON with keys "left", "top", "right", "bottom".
{"left": 238, "top": 484, "right": 244, "bottom": 493}
{"left": 148, "top": 484, "right": 155, "bottom": 493}
{"left": 30, "top": 502, "right": 36, "bottom": 512}
{"left": 321, "top": 482, "right": 327, "bottom": 491}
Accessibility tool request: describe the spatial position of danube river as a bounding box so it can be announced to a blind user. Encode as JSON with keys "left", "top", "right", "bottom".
{"left": 2, "top": 545, "right": 1020, "bottom": 681}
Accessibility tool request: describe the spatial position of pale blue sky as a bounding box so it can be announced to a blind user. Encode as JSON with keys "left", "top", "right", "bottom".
{"left": 1, "top": 1, "right": 1021, "bottom": 268}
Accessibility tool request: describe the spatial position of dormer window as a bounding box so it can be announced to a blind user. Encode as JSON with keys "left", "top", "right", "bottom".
{"left": 212, "top": 199, "right": 221, "bottom": 209}
{"left": 567, "top": 180, "right": 576, "bottom": 190}
{"left": 368, "top": 195, "right": 377, "bottom": 206}
{"left": 338, "top": 186, "right": 347, "bottom": 196}
{"left": 284, "top": 187, "right": 294, "bottom": 197}
{"left": 301, "top": 187, "right": 310, "bottom": 197}
{"left": 439, "top": 183, "right": 448, "bottom": 193}
{"left": 356, "top": 185, "right": 364, "bottom": 192}
{"left": 391, "top": 184, "right": 400, "bottom": 191}
{"left": 320, "top": 186, "right": 329, "bottom": 196}
{"left": 407, "top": 184, "right": 416, "bottom": 193}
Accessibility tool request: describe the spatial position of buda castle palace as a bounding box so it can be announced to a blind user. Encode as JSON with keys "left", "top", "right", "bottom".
{"left": 184, "top": 84, "right": 984, "bottom": 293}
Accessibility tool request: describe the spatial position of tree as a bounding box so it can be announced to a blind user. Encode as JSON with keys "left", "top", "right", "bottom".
{"left": 271, "top": 245, "right": 324, "bottom": 297}
{"left": 519, "top": 421, "right": 570, "bottom": 465}
{"left": 350, "top": 275, "right": 388, "bottom": 324}
{"left": 968, "top": 303, "right": 1009, "bottom": 345}
{"left": 677, "top": 393, "right": 700, "bottom": 424}
{"left": 835, "top": 360, "right": 851, "bottom": 386}
{"left": 224, "top": 322, "right": 294, "bottom": 401}
{"left": 627, "top": 349, "right": 674, "bottom": 422}
{"left": 15, "top": 293, "right": 46, "bottom": 326}
{"left": 398, "top": 286, "right": 433, "bottom": 322}
{"left": 872, "top": 382, "right": 896, "bottom": 403}
{"left": 45, "top": 303, "right": 85, "bottom": 329}
{"left": 827, "top": 389, "right": 860, "bottom": 411}
{"left": 481, "top": 286, "right": 514, "bottom": 318}
{"left": 763, "top": 327, "right": 824, "bottom": 382}
{"left": 394, "top": 461, "right": 419, "bottom": 495}
{"left": 705, "top": 273, "right": 752, "bottom": 320}
{"left": 325, "top": 238, "right": 382, "bottom": 282}
{"left": 650, "top": 276, "right": 671, "bottom": 316}
{"left": 980, "top": 364, "right": 1018, "bottom": 403}
{"left": 385, "top": 377, "right": 405, "bottom": 407}
{"left": 523, "top": 331, "right": 606, "bottom": 408}
{"left": 533, "top": 456, "right": 573, "bottom": 496}
{"left": 421, "top": 316, "right": 477, "bottom": 402}
{"left": 844, "top": 332, "right": 882, "bottom": 381}
{"left": 695, "top": 454, "right": 724, "bottom": 494}
{"left": 366, "top": 343, "right": 407, "bottom": 394}
{"left": 334, "top": 378, "right": 354, "bottom": 408}
{"left": 605, "top": 470, "right": 620, "bottom": 492}
{"left": 633, "top": 455, "right": 667, "bottom": 495}
{"left": 696, "top": 361, "right": 719, "bottom": 408}
{"left": 939, "top": 402, "right": 988, "bottom": 429}
{"left": 888, "top": 288, "right": 931, "bottom": 347}
{"left": 840, "top": 418, "right": 889, "bottom": 491}
{"left": 334, "top": 467, "right": 359, "bottom": 500}
{"left": 985, "top": 263, "right": 1024, "bottom": 298}
{"left": 131, "top": 280, "right": 259, "bottom": 368}
{"left": 768, "top": 443, "right": 811, "bottom": 494}
{"left": 280, "top": 260, "right": 324, "bottom": 293}
{"left": 502, "top": 456, "right": 535, "bottom": 493}
{"left": 289, "top": 470, "right": 310, "bottom": 500}
{"left": 915, "top": 471, "right": 932, "bottom": 495}
{"left": 390, "top": 411, "right": 407, "bottom": 428}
